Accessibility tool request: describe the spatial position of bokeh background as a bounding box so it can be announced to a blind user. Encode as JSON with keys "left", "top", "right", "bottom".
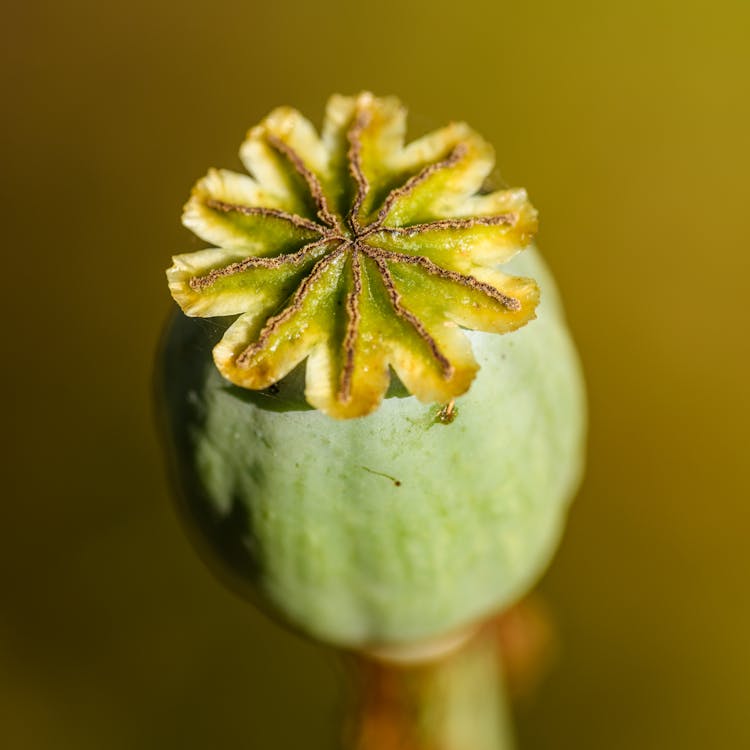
{"left": 3, "top": 0, "right": 749, "bottom": 747}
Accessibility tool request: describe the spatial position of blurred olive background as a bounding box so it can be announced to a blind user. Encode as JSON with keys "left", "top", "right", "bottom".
{"left": 3, "top": 0, "right": 749, "bottom": 747}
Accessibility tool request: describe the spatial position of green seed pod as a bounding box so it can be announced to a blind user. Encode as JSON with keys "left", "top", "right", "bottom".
{"left": 161, "top": 93, "right": 585, "bottom": 650}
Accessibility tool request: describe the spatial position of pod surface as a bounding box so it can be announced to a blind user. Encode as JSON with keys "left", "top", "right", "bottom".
{"left": 161, "top": 248, "right": 586, "bottom": 648}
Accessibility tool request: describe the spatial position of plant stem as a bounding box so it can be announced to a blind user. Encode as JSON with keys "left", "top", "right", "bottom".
{"left": 346, "top": 621, "right": 514, "bottom": 750}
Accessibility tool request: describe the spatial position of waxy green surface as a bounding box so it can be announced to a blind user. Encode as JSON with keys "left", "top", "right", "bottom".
{"left": 162, "top": 248, "right": 585, "bottom": 648}
{"left": 167, "top": 93, "right": 539, "bottom": 418}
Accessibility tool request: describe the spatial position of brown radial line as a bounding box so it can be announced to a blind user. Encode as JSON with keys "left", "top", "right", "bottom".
{"left": 188, "top": 237, "right": 336, "bottom": 292}
{"left": 359, "top": 244, "right": 454, "bottom": 379}
{"left": 204, "top": 199, "right": 326, "bottom": 235}
{"left": 236, "top": 245, "right": 346, "bottom": 368}
{"left": 346, "top": 108, "right": 371, "bottom": 231}
{"left": 368, "top": 246, "right": 521, "bottom": 311}
{"left": 371, "top": 212, "right": 518, "bottom": 236}
{"left": 372, "top": 143, "right": 469, "bottom": 226}
{"left": 337, "top": 249, "right": 362, "bottom": 403}
{"left": 265, "top": 134, "right": 343, "bottom": 232}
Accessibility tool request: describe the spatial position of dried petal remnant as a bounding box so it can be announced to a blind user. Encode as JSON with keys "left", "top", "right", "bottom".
{"left": 167, "top": 93, "right": 540, "bottom": 419}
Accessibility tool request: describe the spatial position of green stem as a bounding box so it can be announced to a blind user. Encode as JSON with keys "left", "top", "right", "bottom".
{"left": 346, "top": 622, "right": 514, "bottom": 750}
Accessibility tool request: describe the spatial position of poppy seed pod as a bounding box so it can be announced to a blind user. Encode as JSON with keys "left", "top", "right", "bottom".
{"left": 161, "top": 93, "right": 586, "bottom": 649}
